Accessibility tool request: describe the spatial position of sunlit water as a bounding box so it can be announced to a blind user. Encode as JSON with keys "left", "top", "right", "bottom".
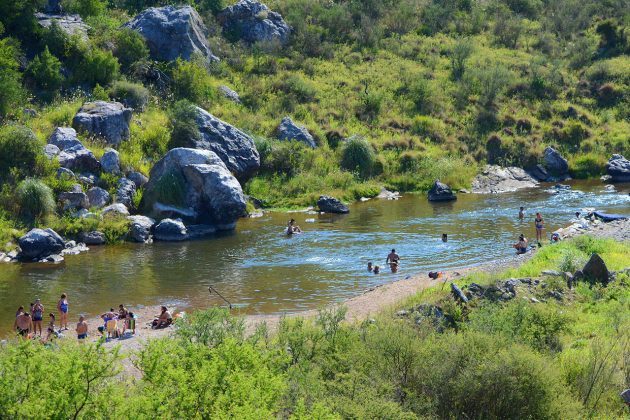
{"left": 1, "top": 180, "right": 628, "bottom": 335}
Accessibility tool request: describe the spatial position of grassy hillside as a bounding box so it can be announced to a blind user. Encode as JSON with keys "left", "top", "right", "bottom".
{"left": 0, "top": 0, "right": 628, "bottom": 243}
{"left": 0, "top": 236, "right": 628, "bottom": 417}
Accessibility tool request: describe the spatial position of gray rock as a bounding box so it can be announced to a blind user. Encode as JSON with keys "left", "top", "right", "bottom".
{"left": 58, "top": 190, "right": 89, "bottom": 211}
{"left": 115, "top": 178, "right": 136, "bottom": 209}
{"left": 102, "top": 203, "right": 129, "bottom": 217}
{"left": 39, "top": 254, "right": 64, "bottom": 263}
{"left": 124, "top": 6, "right": 218, "bottom": 62}
{"left": 101, "top": 149, "right": 121, "bottom": 174}
{"left": 72, "top": 101, "right": 132, "bottom": 145}
{"left": 605, "top": 154, "right": 630, "bottom": 183}
{"left": 78, "top": 231, "right": 106, "bottom": 245}
{"left": 44, "top": 143, "right": 60, "bottom": 159}
{"left": 428, "top": 180, "right": 456, "bottom": 202}
{"left": 87, "top": 187, "right": 110, "bottom": 209}
{"left": 47, "top": 127, "right": 100, "bottom": 172}
{"left": 44, "top": 0, "right": 62, "bottom": 14}
{"left": 127, "top": 171, "right": 148, "bottom": 188}
{"left": 142, "top": 148, "right": 247, "bottom": 228}
{"left": 543, "top": 147, "right": 569, "bottom": 176}
{"left": 18, "top": 228, "right": 65, "bottom": 260}
{"left": 35, "top": 13, "right": 89, "bottom": 39}
{"left": 528, "top": 164, "right": 550, "bottom": 181}
{"left": 581, "top": 253, "right": 609, "bottom": 285}
{"left": 450, "top": 283, "right": 468, "bottom": 303}
{"left": 276, "top": 117, "right": 316, "bottom": 148}
{"left": 219, "top": 85, "right": 241, "bottom": 103}
{"left": 56, "top": 167, "right": 75, "bottom": 179}
{"left": 317, "top": 195, "right": 349, "bottom": 214}
{"left": 472, "top": 165, "right": 538, "bottom": 194}
{"left": 377, "top": 188, "right": 401, "bottom": 200}
{"left": 186, "top": 224, "right": 217, "bottom": 239}
{"left": 218, "top": 0, "right": 290, "bottom": 45}
{"left": 127, "top": 215, "right": 155, "bottom": 243}
{"left": 180, "top": 106, "right": 260, "bottom": 182}
{"left": 154, "top": 218, "right": 188, "bottom": 241}
{"left": 396, "top": 310, "right": 409, "bottom": 317}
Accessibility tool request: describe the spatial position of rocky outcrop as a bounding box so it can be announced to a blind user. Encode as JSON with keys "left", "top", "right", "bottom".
{"left": 102, "top": 203, "right": 129, "bottom": 217}
{"left": 472, "top": 165, "right": 538, "bottom": 193}
{"left": 115, "top": 178, "right": 136, "bottom": 209}
{"left": 428, "top": 180, "right": 456, "bottom": 202}
{"left": 127, "top": 215, "right": 155, "bottom": 243}
{"left": 276, "top": 117, "right": 316, "bottom": 148}
{"left": 87, "top": 187, "right": 110, "bottom": 209}
{"left": 35, "top": 13, "right": 89, "bottom": 39}
{"left": 124, "top": 6, "right": 218, "bottom": 62}
{"left": 605, "top": 154, "right": 630, "bottom": 183}
{"left": 78, "top": 231, "right": 106, "bottom": 245}
{"left": 46, "top": 127, "right": 100, "bottom": 172}
{"left": 178, "top": 106, "right": 260, "bottom": 182}
{"left": 72, "top": 101, "right": 132, "bottom": 145}
{"left": 141, "top": 148, "right": 247, "bottom": 229}
{"left": 317, "top": 196, "right": 349, "bottom": 214}
{"left": 18, "top": 228, "right": 65, "bottom": 260}
{"left": 219, "top": 85, "right": 241, "bottom": 103}
{"left": 101, "top": 149, "right": 121, "bottom": 174}
{"left": 543, "top": 147, "right": 569, "bottom": 177}
{"left": 218, "top": 0, "right": 290, "bottom": 45}
{"left": 154, "top": 218, "right": 187, "bottom": 241}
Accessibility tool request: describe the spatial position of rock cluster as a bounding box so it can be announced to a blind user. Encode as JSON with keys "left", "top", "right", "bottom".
{"left": 317, "top": 196, "right": 349, "bottom": 214}
{"left": 218, "top": 0, "right": 290, "bottom": 45}
{"left": 46, "top": 127, "right": 100, "bottom": 172}
{"left": 72, "top": 101, "right": 132, "bottom": 145}
{"left": 472, "top": 165, "right": 538, "bottom": 194}
{"left": 35, "top": 13, "right": 89, "bottom": 39}
{"left": 124, "top": 6, "right": 218, "bottom": 62}
{"left": 605, "top": 154, "right": 630, "bottom": 182}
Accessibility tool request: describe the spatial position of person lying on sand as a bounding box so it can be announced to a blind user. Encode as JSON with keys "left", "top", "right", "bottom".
{"left": 152, "top": 306, "right": 173, "bottom": 329}
{"left": 513, "top": 234, "right": 528, "bottom": 254}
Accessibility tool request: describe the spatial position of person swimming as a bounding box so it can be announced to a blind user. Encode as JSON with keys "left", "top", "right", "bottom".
{"left": 442, "top": 233, "right": 448, "bottom": 242}
{"left": 373, "top": 265, "right": 380, "bottom": 274}
{"left": 367, "top": 262, "right": 373, "bottom": 272}
{"left": 513, "top": 234, "right": 528, "bottom": 254}
{"left": 286, "top": 219, "right": 302, "bottom": 235}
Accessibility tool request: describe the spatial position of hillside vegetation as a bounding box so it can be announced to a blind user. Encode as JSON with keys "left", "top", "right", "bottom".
{"left": 0, "top": 0, "right": 628, "bottom": 241}
{"left": 0, "top": 236, "right": 628, "bottom": 418}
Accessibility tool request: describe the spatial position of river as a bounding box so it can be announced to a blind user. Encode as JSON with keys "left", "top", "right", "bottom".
{"left": 1, "top": 180, "right": 628, "bottom": 335}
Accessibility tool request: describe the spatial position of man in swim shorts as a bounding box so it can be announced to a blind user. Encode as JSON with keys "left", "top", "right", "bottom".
{"left": 76, "top": 315, "right": 88, "bottom": 340}
{"left": 386, "top": 249, "right": 400, "bottom": 272}
{"left": 14, "top": 312, "right": 33, "bottom": 337}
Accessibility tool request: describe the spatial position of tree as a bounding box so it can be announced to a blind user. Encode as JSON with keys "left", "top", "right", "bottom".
{"left": 0, "top": 37, "right": 26, "bottom": 118}
{"left": 26, "top": 46, "right": 64, "bottom": 97}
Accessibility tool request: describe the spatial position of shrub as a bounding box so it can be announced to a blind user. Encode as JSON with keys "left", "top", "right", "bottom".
{"left": 16, "top": 179, "right": 56, "bottom": 223}
{"left": 411, "top": 116, "right": 446, "bottom": 142}
{"left": 570, "top": 154, "right": 606, "bottom": 178}
{"left": 356, "top": 88, "right": 383, "bottom": 122}
{"left": 171, "top": 58, "right": 214, "bottom": 104}
{"left": 0, "top": 38, "right": 26, "bottom": 118}
{"left": 109, "top": 81, "right": 149, "bottom": 110}
{"left": 25, "top": 47, "right": 63, "bottom": 97}
{"left": 62, "top": 0, "right": 106, "bottom": 17}
{"left": 167, "top": 100, "right": 201, "bottom": 150}
{"left": 0, "top": 125, "right": 43, "bottom": 182}
{"left": 475, "top": 65, "right": 513, "bottom": 106}
{"left": 274, "top": 74, "right": 317, "bottom": 103}
{"left": 92, "top": 83, "right": 109, "bottom": 100}
{"left": 113, "top": 28, "right": 149, "bottom": 71}
{"left": 75, "top": 48, "right": 120, "bottom": 87}
{"left": 450, "top": 38, "right": 473, "bottom": 80}
{"left": 340, "top": 136, "right": 375, "bottom": 179}
{"left": 406, "top": 78, "right": 435, "bottom": 114}
{"left": 493, "top": 16, "right": 522, "bottom": 48}
{"left": 558, "top": 248, "right": 587, "bottom": 273}
{"left": 147, "top": 170, "right": 187, "bottom": 207}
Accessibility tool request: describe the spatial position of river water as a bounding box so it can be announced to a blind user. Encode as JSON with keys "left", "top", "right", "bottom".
{"left": 1, "top": 180, "right": 628, "bottom": 334}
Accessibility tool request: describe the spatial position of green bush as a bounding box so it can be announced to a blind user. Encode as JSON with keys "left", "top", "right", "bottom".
{"left": 15, "top": 179, "right": 56, "bottom": 223}
{"left": 450, "top": 38, "right": 473, "bottom": 80}
{"left": 170, "top": 58, "right": 214, "bottom": 104}
{"left": 0, "top": 38, "right": 26, "bottom": 119}
{"left": 340, "top": 136, "right": 375, "bottom": 179}
{"left": 113, "top": 28, "right": 149, "bottom": 71}
{"left": 0, "top": 125, "right": 43, "bottom": 182}
{"left": 411, "top": 115, "right": 446, "bottom": 142}
{"left": 570, "top": 153, "right": 606, "bottom": 178}
{"left": 167, "top": 100, "right": 201, "bottom": 150}
{"left": 109, "top": 81, "right": 149, "bottom": 110}
{"left": 75, "top": 48, "right": 120, "bottom": 87}
{"left": 25, "top": 47, "right": 63, "bottom": 97}
{"left": 356, "top": 89, "right": 383, "bottom": 122}
{"left": 61, "top": 0, "right": 106, "bottom": 17}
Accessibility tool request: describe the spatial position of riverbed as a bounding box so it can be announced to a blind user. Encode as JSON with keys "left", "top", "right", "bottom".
{"left": 1, "top": 180, "right": 628, "bottom": 334}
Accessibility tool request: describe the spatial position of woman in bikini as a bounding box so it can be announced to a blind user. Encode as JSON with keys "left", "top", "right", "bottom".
{"left": 534, "top": 212, "right": 544, "bottom": 245}
{"left": 32, "top": 299, "right": 44, "bottom": 337}
{"left": 57, "top": 293, "right": 69, "bottom": 331}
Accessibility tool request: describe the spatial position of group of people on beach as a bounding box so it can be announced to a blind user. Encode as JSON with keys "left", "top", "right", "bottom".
{"left": 13, "top": 294, "right": 69, "bottom": 342}
{"left": 513, "top": 208, "right": 588, "bottom": 254}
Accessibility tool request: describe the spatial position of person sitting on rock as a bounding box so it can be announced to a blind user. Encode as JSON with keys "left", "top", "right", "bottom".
{"left": 286, "top": 219, "right": 302, "bottom": 235}
{"left": 513, "top": 234, "right": 528, "bottom": 254}
{"left": 152, "top": 306, "right": 173, "bottom": 329}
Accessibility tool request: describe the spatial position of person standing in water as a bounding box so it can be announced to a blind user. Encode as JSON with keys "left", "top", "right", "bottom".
{"left": 442, "top": 233, "right": 448, "bottom": 242}
{"left": 534, "top": 212, "right": 544, "bottom": 245}
{"left": 386, "top": 249, "right": 400, "bottom": 272}
{"left": 57, "top": 293, "right": 69, "bottom": 331}
{"left": 286, "top": 219, "right": 302, "bottom": 235}
{"left": 519, "top": 207, "right": 525, "bottom": 220}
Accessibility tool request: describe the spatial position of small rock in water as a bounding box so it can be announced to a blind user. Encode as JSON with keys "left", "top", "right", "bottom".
{"left": 305, "top": 218, "right": 315, "bottom": 223}
{"left": 360, "top": 197, "right": 371, "bottom": 202}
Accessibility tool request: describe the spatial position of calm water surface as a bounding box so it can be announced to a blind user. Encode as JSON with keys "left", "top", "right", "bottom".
{"left": 1, "top": 180, "right": 628, "bottom": 334}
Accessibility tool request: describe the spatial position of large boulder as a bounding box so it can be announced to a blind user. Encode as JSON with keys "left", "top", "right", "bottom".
{"left": 18, "top": 228, "right": 65, "bottom": 260}
{"left": 124, "top": 6, "right": 218, "bottom": 62}
{"left": 175, "top": 106, "right": 260, "bottom": 182}
{"left": 102, "top": 203, "right": 129, "bottom": 217}
{"left": 580, "top": 253, "right": 610, "bottom": 285}
{"left": 219, "top": 85, "right": 241, "bottom": 103}
{"left": 154, "top": 218, "right": 187, "bottom": 241}
{"left": 35, "top": 13, "right": 89, "bottom": 39}
{"left": 72, "top": 101, "right": 132, "bottom": 145}
{"left": 115, "top": 178, "right": 136, "bottom": 209}
{"left": 87, "top": 186, "right": 110, "bottom": 208}
{"left": 543, "top": 147, "right": 569, "bottom": 177}
{"left": 127, "top": 215, "right": 155, "bottom": 243}
{"left": 141, "top": 148, "right": 247, "bottom": 229}
{"left": 218, "top": 0, "right": 290, "bottom": 45}
{"left": 605, "top": 154, "right": 630, "bottom": 183}
{"left": 276, "top": 116, "right": 316, "bottom": 148}
{"left": 58, "top": 189, "right": 89, "bottom": 211}
{"left": 472, "top": 165, "right": 538, "bottom": 193}
{"left": 101, "top": 149, "right": 121, "bottom": 174}
{"left": 317, "top": 196, "right": 349, "bottom": 214}
{"left": 46, "top": 127, "right": 100, "bottom": 172}
{"left": 428, "top": 180, "right": 456, "bottom": 202}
